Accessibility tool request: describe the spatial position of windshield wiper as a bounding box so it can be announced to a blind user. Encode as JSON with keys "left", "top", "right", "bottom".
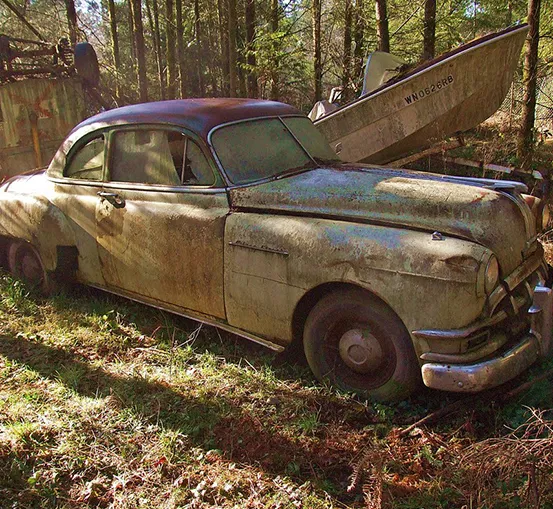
{"left": 273, "top": 162, "right": 316, "bottom": 180}
{"left": 313, "top": 157, "right": 342, "bottom": 166}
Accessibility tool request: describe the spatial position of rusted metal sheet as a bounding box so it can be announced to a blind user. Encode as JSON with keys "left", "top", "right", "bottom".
{"left": 229, "top": 166, "right": 532, "bottom": 276}
{"left": 224, "top": 212, "right": 488, "bottom": 353}
{"left": 0, "top": 78, "right": 86, "bottom": 179}
{"left": 94, "top": 188, "right": 229, "bottom": 319}
{"left": 71, "top": 98, "right": 300, "bottom": 141}
{"left": 0, "top": 172, "right": 76, "bottom": 271}
{"left": 48, "top": 179, "right": 106, "bottom": 286}
{"left": 315, "top": 25, "right": 528, "bottom": 165}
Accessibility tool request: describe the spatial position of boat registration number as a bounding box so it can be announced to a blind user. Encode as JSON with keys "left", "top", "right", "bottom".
{"left": 404, "top": 75, "right": 454, "bottom": 105}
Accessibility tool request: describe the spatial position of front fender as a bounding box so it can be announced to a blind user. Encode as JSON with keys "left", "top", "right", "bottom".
{"left": 224, "top": 213, "right": 488, "bottom": 345}
{"left": 0, "top": 193, "right": 76, "bottom": 272}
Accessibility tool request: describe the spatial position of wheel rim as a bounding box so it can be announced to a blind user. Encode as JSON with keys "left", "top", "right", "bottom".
{"left": 326, "top": 319, "right": 396, "bottom": 390}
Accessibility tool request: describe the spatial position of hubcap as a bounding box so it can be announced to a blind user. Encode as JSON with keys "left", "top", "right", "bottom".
{"left": 20, "top": 251, "right": 42, "bottom": 283}
{"left": 338, "top": 328, "right": 383, "bottom": 374}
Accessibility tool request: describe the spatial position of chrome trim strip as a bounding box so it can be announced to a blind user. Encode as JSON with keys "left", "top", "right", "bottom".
{"left": 228, "top": 241, "right": 289, "bottom": 256}
{"left": 503, "top": 249, "right": 543, "bottom": 291}
{"left": 87, "top": 284, "right": 287, "bottom": 352}
{"left": 412, "top": 310, "right": 507, "bottom": 340}
{"left": 420, "top": 332, "right": 507, "bottom": 363}
{"left": 49, "top": 176, "right": 228, "bottom": 194}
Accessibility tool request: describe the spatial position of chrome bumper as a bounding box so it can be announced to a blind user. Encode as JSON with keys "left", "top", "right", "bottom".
{"left": 422, "top": 285, "right": 553, "bottom": 393}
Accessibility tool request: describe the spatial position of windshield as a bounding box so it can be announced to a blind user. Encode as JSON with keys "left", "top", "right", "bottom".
{"left": 211, "top": 116, "right": 340, "bottom": 185}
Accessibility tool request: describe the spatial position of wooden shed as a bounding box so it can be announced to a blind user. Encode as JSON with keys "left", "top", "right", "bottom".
{"left": 0, "top": 78, "right": 86, "bottom": 179}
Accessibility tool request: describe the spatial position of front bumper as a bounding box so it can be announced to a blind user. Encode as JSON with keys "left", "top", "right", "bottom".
{"left": 420, "top": 283, "right": 553, "bottom": 393}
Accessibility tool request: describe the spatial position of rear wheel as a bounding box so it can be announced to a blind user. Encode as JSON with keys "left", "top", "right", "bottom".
{"left": 303, "top": 288, "right": 421, "bottom": 402}
{"left": 7, "top": 241, "right": 54, "bottom": 294}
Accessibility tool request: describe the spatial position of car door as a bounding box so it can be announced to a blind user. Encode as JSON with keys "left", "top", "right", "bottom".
{"left": 49, "top": 132, "right": 106, "bottom": 286}
{"left": 96, "top": 126, "right": 228, "bottom": 319}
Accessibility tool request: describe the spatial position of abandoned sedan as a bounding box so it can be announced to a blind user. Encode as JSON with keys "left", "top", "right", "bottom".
{"left": 0, "top": 98, "right": 552, "bottom": 401}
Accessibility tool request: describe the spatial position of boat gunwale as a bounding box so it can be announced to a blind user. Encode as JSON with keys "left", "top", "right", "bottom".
{"left": 313, "top": 23, "right": 529, "bottom": 126}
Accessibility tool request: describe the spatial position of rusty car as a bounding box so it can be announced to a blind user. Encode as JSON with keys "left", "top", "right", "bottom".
{"left": 0, "top": 98, "right": 551, "bottom": 401}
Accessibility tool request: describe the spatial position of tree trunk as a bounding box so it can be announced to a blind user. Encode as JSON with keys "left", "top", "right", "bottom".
{"left": 130, "top": 0, "right": 148, "bottom": 102}
{"left": 507, "top": 0, "right": 513, "bottom": 25}
{"left": 166, "top": 0, "right": 177, "bottom": 99}
{"left": 64, "top": 0, "right": 78, "bottom": 45}
{"left": 228, "top": 0, "right": 238, "bottom": 97}
{"left": 107, "top": 0, "right": 121, "bottom": 98}
{"left": 245, "top": 0, "right": 258, "bottom": 97}
{"left": 375, "top": 0, "right": 389, "bottom": 53}
{"left": 176, "top": 0, "right": 186, "bottom": 97}
{"left": 146, "top": 0, "right": 166, "bottom": 99}
{"left": 313, "top": 0, "right": 322, "bottom": 102}
{"left": 270, "top": 0, "right": 279, "bottom": 100}
{"left": 422, "top": 0, "right": 436, "bottom": 61}
{"left": 342, "top": 0, "right": 352, "bottom": 101}
{"left": 194, "top": 0, "right": 205, "bottom": 96}
{"left": 207, "top": 17, "right": 219, "bottom": 96}
{"left": 127, "top": 0, "right": 136, "bottom": 62}
{"left": 353, "top": 0, "right": 365, "bottom": 94}
{"left": 217, "top": 0, "right": 230, "bottom": 96}
{"left": 517, "top": 0, "right": 541, "bottom": 170}
{"left": 238, "top": 52, "right": 247, "bottom": 98}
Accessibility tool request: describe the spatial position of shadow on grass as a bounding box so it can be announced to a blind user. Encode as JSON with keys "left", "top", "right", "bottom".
{"left": 0, "top": 333, "right": 371, "bottom": 495}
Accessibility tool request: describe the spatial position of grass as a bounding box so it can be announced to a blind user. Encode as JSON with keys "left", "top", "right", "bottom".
{"left": 0, "top": 272, "right": 552, "bottom": 508}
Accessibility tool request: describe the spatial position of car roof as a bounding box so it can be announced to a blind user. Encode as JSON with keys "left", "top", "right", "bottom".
{"left": 71, "top": 98, "right": 302, "bottom": 139}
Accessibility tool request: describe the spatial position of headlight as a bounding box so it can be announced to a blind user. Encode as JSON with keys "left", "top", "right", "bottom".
{"left": 484, "top": 255, "right": 499, "bottom": 295}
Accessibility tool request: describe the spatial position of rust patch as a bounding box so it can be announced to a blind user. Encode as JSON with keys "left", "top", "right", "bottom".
{"left": 442, "top": 255, "right": 480, "bottom": 272}
{"left": 96, "top": 199, "right": 127, "bottom": 239}
{"left": 471, "top": 192, "right": 488, "bottom": 204}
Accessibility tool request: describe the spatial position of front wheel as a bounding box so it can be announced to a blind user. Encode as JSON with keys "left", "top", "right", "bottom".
{"left": 303, "top": 288, "right": 421, "bottom": 402}
{"left": 7, "top": 241, "right": 55, "bottom": 295}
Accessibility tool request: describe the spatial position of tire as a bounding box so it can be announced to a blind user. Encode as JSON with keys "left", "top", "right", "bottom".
{"left": 74, "top": 42, "right": 100, "bottom": 87}
{"left": 303, "top": 288, "right": 421, "bottom": 402}
{"left": 7, "top": 241, "right": 55, "bottom": 295}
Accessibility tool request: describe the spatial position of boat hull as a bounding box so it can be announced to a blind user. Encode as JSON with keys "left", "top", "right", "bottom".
{"left": 314, "top": 25, "right": 528, "bottom": 165}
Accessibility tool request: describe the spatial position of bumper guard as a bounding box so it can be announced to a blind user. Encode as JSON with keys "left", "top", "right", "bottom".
{"left": 422, "top": 284, "right": 553, "bottom": 392}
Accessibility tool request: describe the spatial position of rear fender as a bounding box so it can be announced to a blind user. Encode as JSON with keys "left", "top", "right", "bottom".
{"left": 0, "top": 194, "right": 76, "bottom": 272}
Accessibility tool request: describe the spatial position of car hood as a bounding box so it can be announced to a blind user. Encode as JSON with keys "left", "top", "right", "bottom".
{"left": 229, "top": 165, "right": 535, "bottom": 275}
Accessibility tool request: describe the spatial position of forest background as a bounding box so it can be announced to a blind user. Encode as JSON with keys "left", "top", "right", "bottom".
{"left": 0, "top": 0, "right": 551, "bottom": 119}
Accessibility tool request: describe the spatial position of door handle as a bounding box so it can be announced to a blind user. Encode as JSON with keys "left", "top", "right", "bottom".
{"left": 97, "top": 191, "right": 125, "bottom": 208}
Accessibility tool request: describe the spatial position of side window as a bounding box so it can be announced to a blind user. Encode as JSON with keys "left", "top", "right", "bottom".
{"left": 110, "top": 130, "right": 182, "bottom": 186}
{"left": 184, "top": 140, "right": 215, "bottom": 186}
{"left": 65, "top": 136, "right": 104, "bottom": 180}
